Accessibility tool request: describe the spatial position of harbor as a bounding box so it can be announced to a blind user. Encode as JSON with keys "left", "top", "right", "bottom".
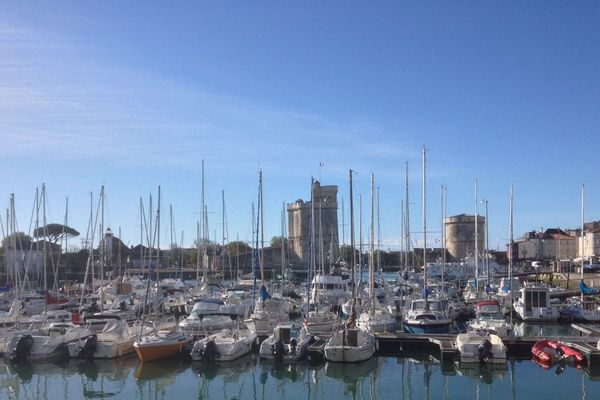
{"left": 3, "top": 2, "right": 600, "bottom": 399}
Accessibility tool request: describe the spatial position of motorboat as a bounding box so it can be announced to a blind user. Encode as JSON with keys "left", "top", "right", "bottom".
{"left": 68, "top": 314, "right": 150, "bottom": 359}
{"left": 5, "top": 322, "right": 95, "bottom": 361}
{"left": 133, "top": 329, "right": 189, "bottom": 362}
{"left": 259, "top": 323, "right": 312, "bottom": 362}
{"left": 403, "top": 298, "right": 452, "bottom": 334}
{"left": 467, "top": 300, "right": 511, "bottom": 337}
{"left": 179, "top": 312, "right": 236, "bottom": 338}
{"left": 513, "top": 284, "right": 559, "bottom": 322}
{"left": 456, "top": 332, "right": 506, "bottom": 364}
{"left": 190, "top": 324, "right": 257, "bottom": 362}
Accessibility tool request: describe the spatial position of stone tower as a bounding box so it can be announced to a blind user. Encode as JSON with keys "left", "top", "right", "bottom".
{"left": 287, "top": 181, "right": 339, "bottom": 269}
{"left": 444, "top": 214, "right": 485, "bottom": 261}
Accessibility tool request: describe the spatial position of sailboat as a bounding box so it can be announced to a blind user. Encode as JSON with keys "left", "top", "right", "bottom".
{"left": 403, "top": 147, "right": 452, "bottom": 334}
{"left": 303, "top": 178, "right": 339, "bottom": 339}
{"left": 357, "top": 174, "right": 396, "bottom": 334}
{"left": 560, "top": 185, "right": 600, "bottom": 322}
{"left": 325, "top": 170, "right": 376, "bottom": 363}
{"left": 133, "top": 187, "right": 189, "bottom": 362}
{"left": 244, "top": 171, "right": 289, "bottom": 337}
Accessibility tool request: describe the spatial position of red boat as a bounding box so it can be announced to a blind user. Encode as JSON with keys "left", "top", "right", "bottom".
{"left": 532, "top": 339, "right": 586, "bottom": 365}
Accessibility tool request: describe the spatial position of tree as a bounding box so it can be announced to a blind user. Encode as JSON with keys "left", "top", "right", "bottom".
{"left": 1, "top": 232, "right": 33, "bottom": 250}
{"left": 33, "top": 223, "right": 79, "bottom": 245}
{"left": 224, "top": 241, "right": 252, "bottom": 256}
{"left": 270, "top": 236, "right": 288, "bottom": 248}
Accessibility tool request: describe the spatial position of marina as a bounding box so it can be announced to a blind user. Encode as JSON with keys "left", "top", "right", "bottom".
{"left": 3, "top": 3, "right": 600, "bottom": 399}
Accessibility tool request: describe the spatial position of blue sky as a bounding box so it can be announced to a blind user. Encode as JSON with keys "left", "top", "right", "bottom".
{"left": 1, "top": 2, "right": 599, "bottom": 253}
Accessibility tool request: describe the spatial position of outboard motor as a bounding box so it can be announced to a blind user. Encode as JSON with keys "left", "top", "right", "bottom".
{"left": 478, "top": 339, "right": 493, "bottom": 364}
{"left": 79, "top": 334, "right": 98, "bottom": 359}
{"left": 9, "top": 334, "right": 34, "bottom": 361}
{"left": 272, "top": 338, "right": 285, "bottom": 362}
{"left": 201, "top": 340, "right": 220, "bottom": 362}
{"left": 290, "top": 338, "right": 298, "bottom": 356}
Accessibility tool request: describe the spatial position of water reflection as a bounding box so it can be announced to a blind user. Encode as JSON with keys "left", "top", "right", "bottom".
{"left": 455, "top": 362, "right": 507, "bottom": 385}
{"left": 1, "top": 353, "right": 600, "bottom": 400}
{"left": 191, "top": 353, "right": 256, "bottom": 382}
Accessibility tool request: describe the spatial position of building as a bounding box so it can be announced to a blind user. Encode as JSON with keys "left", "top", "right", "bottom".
{"left": 582, "top": 227, "right": 600, "bottom": 260}
{"left": 287, "top": 181, "right": 339, "bottom": 269}
{"left": 4, "top": 241, "right": 61, "bottom": 282}
{"left": 513, "top": 228, "right": 577, "bottom": 261}
{"left": 444, "top": 214, "right": 485, "bottom": 261}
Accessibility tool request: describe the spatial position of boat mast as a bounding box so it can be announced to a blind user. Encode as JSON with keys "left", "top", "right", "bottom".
{"left": 348, "top": 170, "right": 356, "bottom": 298}
{"left": 422, "top": 146, "right": 427, "bottom": 301}
{"left": 201, "top": 160, "right": 205, "bottom": 285}
{"left": 405, "top": 161, "right": 411, "bottom": 270}
{"left": 474, "top": 180, "right": 479, "bottom": 290}
{"left": 155, "top": 186, "right": 161, "bottom": 319}
{"left": 359, "top": 193, "right": 363, "bottom": 286}
{"left": 259, "top": 169, "right": 264, "bottom": 284}
{"left": 140, "top": 197, "right": 144, "bottom": 282}
{"left": 441, "top": 185, "right": 445, "bottom": 290}
{"left": 370, "top": 173, "right": 375, "bottom": 311}
{"left": 251, "top": 202, "right": 256, "bottom": 309}
{"left": 310, "top": 177, "right": 316, "bottom": 311}
{"left": 581, "top": 184, "right": 585, "bottom": 302}
{"left": 400, "top": 199, "right": 404, "bottom": 273}
{"left": 281, "top": 202, "right": 285, "bottom": 286}
{"left": 42, "top": 184, "right": 48, "bottom": 312}
{"left": 100, "top": 185, "right": 105, "bottom": 312}
{"left": 319, "top": 200, "right": 324, "bottom": 278}
{"left": 377, "top": 186, "right": 381, "bottom": 283}
{"left": 508, "top": 185, "right": 514, "bottom": 330}
{"left": 484, "top": 198, "right": 490, "bottom": 286}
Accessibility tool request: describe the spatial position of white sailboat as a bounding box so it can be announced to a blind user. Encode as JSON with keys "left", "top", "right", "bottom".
{"left": 325, "top": 170, "right": 376, "bottom": 363}
{"left": 560, "top": 185, "right": 600, "bottom": 322}
{"left": 244, "top": 171, "right": 289, "bottom": 337}
{"left": 303, "top": 178, "right": 339, "bottom": 339}
{"left": 357, "top": 174, "right": 396, "bottom": 334}
{"left": 403, "top": 147, "right": 452, "bottom": 334}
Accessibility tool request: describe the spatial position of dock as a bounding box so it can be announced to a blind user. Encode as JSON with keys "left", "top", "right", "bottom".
{"left": 374, "top": 331, "right": 600, "bottom": 367}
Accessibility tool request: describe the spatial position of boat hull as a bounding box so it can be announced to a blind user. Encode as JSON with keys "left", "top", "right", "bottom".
{"left": 403, "top": 321, "right": 451, "bottom": 334}
{"left": 134, "top": 339, "right": 188, "bottom": 362}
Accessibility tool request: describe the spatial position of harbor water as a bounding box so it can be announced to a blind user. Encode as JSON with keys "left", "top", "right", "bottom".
{"left": 2, "top": 347, "right": 599, "bottom": 400}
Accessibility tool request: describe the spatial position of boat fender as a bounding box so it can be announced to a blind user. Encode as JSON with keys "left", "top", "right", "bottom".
{"left": 478, "top": 339, "right": 493, "bottom": 364}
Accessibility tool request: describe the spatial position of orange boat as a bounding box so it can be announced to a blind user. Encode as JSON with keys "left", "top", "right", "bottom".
{"left": 133, "top": 330, "right": 189, "bottom": 362}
